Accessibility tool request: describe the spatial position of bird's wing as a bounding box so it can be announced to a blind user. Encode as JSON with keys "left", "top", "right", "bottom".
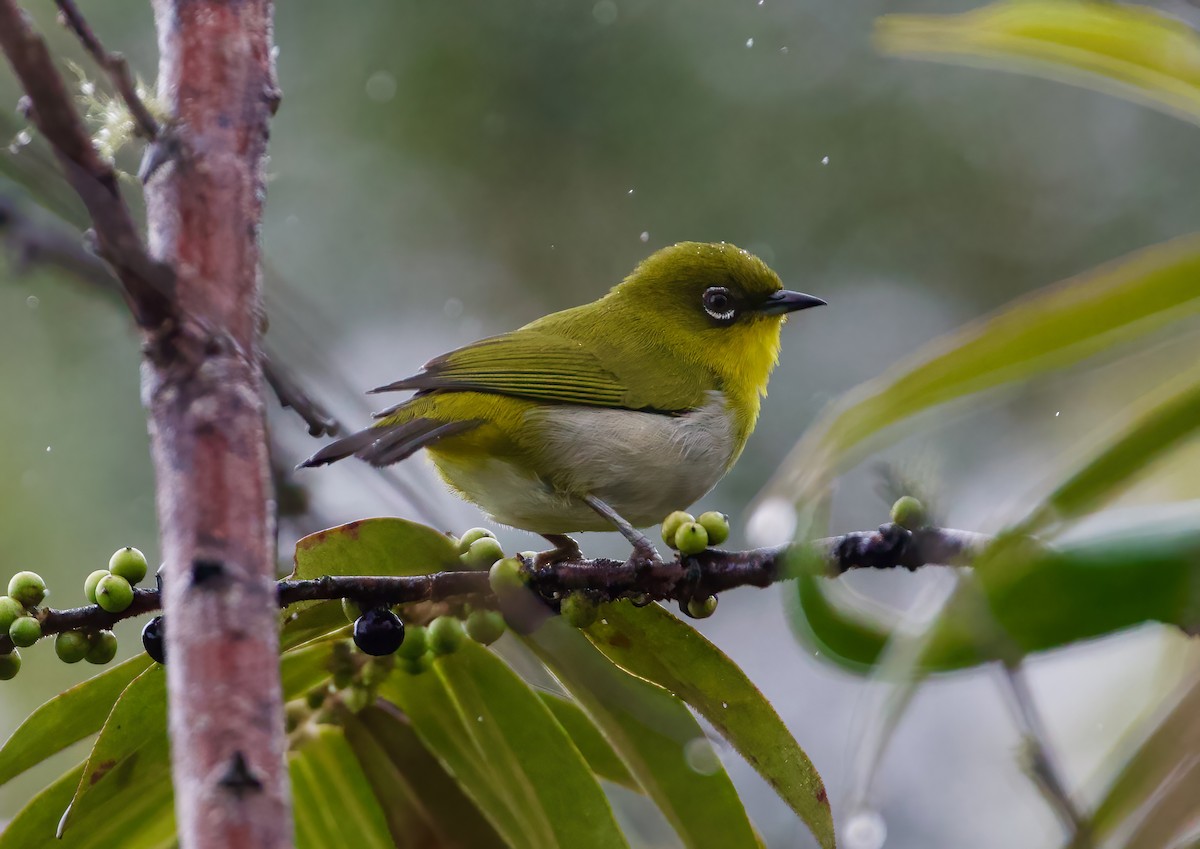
{"left": 371, "top": 328, "right": 705, "bottom": 412}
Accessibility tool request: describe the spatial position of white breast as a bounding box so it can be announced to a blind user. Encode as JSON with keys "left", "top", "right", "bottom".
{"left": 433, "top": 392, "right": 738, "bottom": 534}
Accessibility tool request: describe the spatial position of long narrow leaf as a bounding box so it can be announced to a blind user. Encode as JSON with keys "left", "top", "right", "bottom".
{"left": 291, "top": 725, "right": 394, "bottom": 849}
{"left": 587, "top": 603, "right": 834, "bottom": 849}
{"left": 876, "top": 0, "right": 1200, "bottom": 126}
{"left": 528, "top": 620, "right": 762, "bottom": 849}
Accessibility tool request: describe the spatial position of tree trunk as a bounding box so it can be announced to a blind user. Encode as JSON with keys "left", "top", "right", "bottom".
{"left": 142, "top": 2, "right": 290, "bottom": 847}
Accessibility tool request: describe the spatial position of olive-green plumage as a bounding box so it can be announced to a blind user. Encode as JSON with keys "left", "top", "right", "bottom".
{"left": 303, "top": 242, "right": 824, "bottom": 534}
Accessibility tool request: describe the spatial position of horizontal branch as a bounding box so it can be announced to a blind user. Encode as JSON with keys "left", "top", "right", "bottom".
{"left": 1, "top": 524, "right": 988, "bottom": 652}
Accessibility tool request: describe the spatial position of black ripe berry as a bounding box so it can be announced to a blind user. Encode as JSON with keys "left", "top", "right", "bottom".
{"left": 353, "top": 608, "right": 405, "bottom": 657}
{"left": 142, "top": 615, "right": 166, "bottom": 664}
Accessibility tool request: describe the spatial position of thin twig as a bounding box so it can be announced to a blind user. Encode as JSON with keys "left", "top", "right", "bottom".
{"left": 0, "top": 523, "right": 989, "bottom": 651}
{"left": 54, "top": 0, "right": 160, "bottom": 140}
{"left": 997, "top": 662, "right": 1093, "bottom": 846}
{"left": 0, "top": 0, "right": 173, "bottom": 328}
{"left": 0, "top": 194, "right": 341, "bottom": 436}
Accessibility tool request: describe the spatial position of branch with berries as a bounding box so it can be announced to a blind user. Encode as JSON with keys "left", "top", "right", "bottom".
{"left": 0, "top": 499, "right": 988, "bottom": 677}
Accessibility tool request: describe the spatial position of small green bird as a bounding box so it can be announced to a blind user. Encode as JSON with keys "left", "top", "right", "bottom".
{"left": 302, "top": 242, "right": 824, "bottom": 561}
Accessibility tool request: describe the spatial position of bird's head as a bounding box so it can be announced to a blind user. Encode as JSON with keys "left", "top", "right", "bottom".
{"left": 609, "top": 241, "right": 824, "bottom": 399}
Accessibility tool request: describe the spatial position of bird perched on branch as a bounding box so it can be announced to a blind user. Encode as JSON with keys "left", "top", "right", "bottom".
{"left": 302, "top": 241, "right": 824, "bottom": 563}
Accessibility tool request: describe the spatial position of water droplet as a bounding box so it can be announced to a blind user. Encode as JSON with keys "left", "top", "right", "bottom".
{"left": 745, "top": 37, "right": 755, "bottom": 48}
{"left": 780, "top": 46, "right": 789, "bottom": 53}
{"left": 600, "top": 618, "right": 608, "bottom": 625}
{"left": 26, "top": 295, "right": 39, "bottom": 309}
{"left": 757, "top": 0, "right": 764, "bottom": 5}
{"left": 721, "top": 701, "right": 729, "bottom": 709}
{"left": 684, "top": 738, "right": 721, "bottom": 775}
{"left": 365, "top": 71, "right": 397, "bottom": 103}
{"left": 639, "top": 231, "right": 649, "bottom": 243}
{"left": 627, "top": 188, "right": 635, "bottom": 195}
{"left": 1055, "top": 411, "right": 1061, "bottom": 417}
{"left": 80, "top": 80, "right": 95, "bottom": 97}
{"left": 45, "top": 446, "right": 52, "bottom": 453}
{"left": 821, "top": 155, "right": 830, "bottom": 165}
{"left": 746, "top": 497, "right": 797, "bottom": 547}
{"left": 444, "top": 297, "right": 463, "bottom": 319}
{"left": 845, "top": 810, "right": 886, "bottom": 849}
{"left": 16, "top": 130, "right": 31, "bottom": 145}
{"left": 477, "top": 716, "right": 483, "bottom": 723}
{"left": 592, "top": 0, "right": 618, "bottom": 25}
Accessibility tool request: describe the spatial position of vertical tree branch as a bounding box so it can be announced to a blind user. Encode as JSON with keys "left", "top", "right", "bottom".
{"left": 142, "top": 2, "right": 288, "bottom": 847}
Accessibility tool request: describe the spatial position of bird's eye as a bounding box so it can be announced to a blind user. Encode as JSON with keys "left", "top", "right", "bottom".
{"left": 702, "top": 287, "right": 737, "bottom": 322}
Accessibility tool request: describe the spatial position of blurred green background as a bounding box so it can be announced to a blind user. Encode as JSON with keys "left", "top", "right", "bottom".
{"left": 1, "top": 0, "right": 1198, "bottom": 845}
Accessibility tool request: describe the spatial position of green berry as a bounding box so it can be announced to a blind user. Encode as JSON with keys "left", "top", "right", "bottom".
{"left": 674, "top": 522, "right": 709, "bottom": 556}
{"left": 891, "top": 496, "right": 927, "bottom": 531}
{"left": 661, "top": 511, "right": 694, "bottom": 548}
{"left": 696, "top": 511, "right": 730, "bottom": 546}
{"left": 489, "top": 557, "right": 525, "bottom": 594}
{"left": 341, "top": 685, "right": 371, "bottom": 714}
{"left": 8, "top": 571, "right": 45, "bottom": 608}
{"left": 0, "top": 650, "right": 20, "bottom": 680}
{"left": 0, "top": 597, "right": 23, "bottom": 633}
{"left": 685, "top": 595, "right": 718, "bottom": 619}
{"left": 56, "top": 630, "right": 91, "bottom": 663}
{"left": 84, "top": 570, "right": 109, "bottom": 605}
{"left": 400, "top": 652, "right": 433, "bottom": 676}
{"left": 95, "top": 574, "right": 134, "bottom": 613}
{"left": 461, "top": 536, "right": 505, "bottom": 570}
{"left": 464, "top": 610, "right": 506, "bottom": 645}
{"left": 86, "top": 631, "right": 118, "bottom": 665}
{"left": 427, "top": 616, "right": 465, "bottom": 656}
{"left": 396, "top": 624, "right": 428, "bottom": 659}
{"left": 560, "top": 593, "right": 598, "bottom": 629}
{"left": 457, "top": 527, "right": 496, "bottom": 554}
{"left": 341, "top": 597, "right": 363, "bottom": 623}
{"left": 9, "top": 616, "right": 40, "bottom": 647}
{"left": 108, "top": 547, "right": 148, "bottom": 584}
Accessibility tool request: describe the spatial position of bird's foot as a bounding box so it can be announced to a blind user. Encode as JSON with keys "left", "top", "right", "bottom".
{"left": 580, "top": 494, "right": 663, "bottom": 568}
{"left": 535, "top": 534, "right": 583, "bottom": 568}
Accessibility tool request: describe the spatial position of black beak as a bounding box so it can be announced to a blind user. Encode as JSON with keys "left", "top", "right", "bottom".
{"left": 757, "top": 290, "right": 827, "bottom": 316}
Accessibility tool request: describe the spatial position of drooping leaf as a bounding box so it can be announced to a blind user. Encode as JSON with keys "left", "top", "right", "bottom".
{"left": 0, "top": 752, "right": 176, "bottom": 849}
{"left": 586, "top": 603, "right": 834, "bottom": 849}
{"left": 0, "top": 653, "right": 153, "bottom": 786}
{"left": 432, "top": 642, "right": 629, "bottom": 849}
{"left": 280, "top": 635, "right": 341, "bottom": 698}
{"left": 291, "top": 725, "right": 394, "bottom": 849}
{"left": 537, "top": 690, "right": 640, "bottom": 792}
{"left": 380, "top": 645, "right": 629, "bottom": 849}
{"left": 60, "top": 664, "right": 168, "bottom": 835}
{"left": 345, "top": 704, "right": 507, "bottom": 849}
{"left": 876, "top": 0, "right": 1200, "bottom": 126}
{"left": 528, "top": 620, "right": 763, "bottom": 849}
{"left": 759, "top": 235, "right": 1200, "bottom": 515}
{"left": 289, "top": 516, "right": 460, "bottom": 581}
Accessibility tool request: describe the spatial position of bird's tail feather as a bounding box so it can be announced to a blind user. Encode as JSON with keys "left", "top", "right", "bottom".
{"left": 299, "top": 417, "right": 480, "bottom": 469}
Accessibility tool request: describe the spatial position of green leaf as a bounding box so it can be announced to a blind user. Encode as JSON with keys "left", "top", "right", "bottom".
{"left": 281, "top": 635, "right": 341, "bottom": 699}
{"left": 528, "top": 620, "right": 762, "bottom": 849}
{"left": 345, "top": 704, "right": 508, "bottom": 849}
{"left": 795, "top": 514, "right": 1200, "bottom": 675}
{"left": 432, "top": 642, "right": 629, "bottom": 849}
{"left": 537, "top": 691, "right": 640, "bottom": 792}
{"left": 60, "top": 664, "right": 168, "bottom": 835}
{"left": 1017, "top": 371, "right": 1200, "bottom": 533}
{"left": 586, "top": 604, "right": 834, "bottom": 849}
{"left": 281, "top": 599, "right": 350, "bottom": 649}
{"left": 289, "top": 517, "right": 461, "bottom": 581}
{"left": 760, "top": 235, "right": 1200, "bottom": 514}
{"left": 875, "top": 0, "right": 1200, "bottom": 126}
{"left": 0, "top": 755, "right": 175, "bottom": 849}
{"left": 380, "top": 647, "right": 627, "bottom": 849}
{"left": 0, "top": 653, "right": 153, "bottom": 786}
{"left": 291, "top": 725, "right": 394, "bottom": 849}
{"left": 1090, "top": 673, "right": 1200, "bottom": 845}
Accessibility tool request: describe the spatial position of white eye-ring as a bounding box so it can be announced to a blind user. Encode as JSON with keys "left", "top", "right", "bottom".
{"left": 702, "top": 287, "right": 736, "bottom": 322}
